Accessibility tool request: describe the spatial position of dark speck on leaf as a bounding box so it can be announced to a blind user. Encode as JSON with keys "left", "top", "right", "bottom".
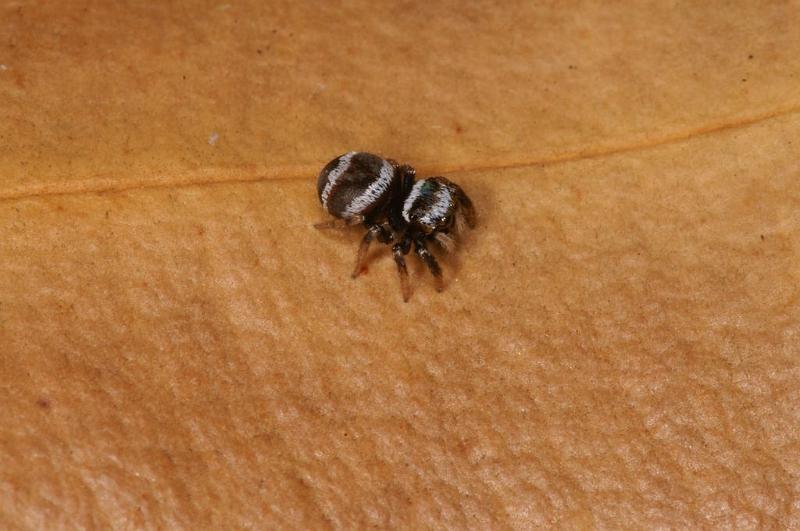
{"left": 36, "top": 398, "right": 50, "bottom": 409}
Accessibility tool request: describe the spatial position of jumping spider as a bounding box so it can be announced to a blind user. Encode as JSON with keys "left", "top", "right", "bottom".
{"left": 315, "top": 151, "right": 476, "bottom": 301}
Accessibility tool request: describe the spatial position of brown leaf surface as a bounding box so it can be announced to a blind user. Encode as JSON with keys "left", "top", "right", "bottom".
{"left": 1, "top": 1, "right": 799, "bottom": 528}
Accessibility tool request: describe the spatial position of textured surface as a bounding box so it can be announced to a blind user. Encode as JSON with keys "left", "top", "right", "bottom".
{"left": 1, "top": 1, "right": 800, "bottom": 529}
{"left": 2, "top": 0, "right": 800, "bottom": 196}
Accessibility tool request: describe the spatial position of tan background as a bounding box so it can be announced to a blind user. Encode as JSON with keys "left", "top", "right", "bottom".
{"left": 2, "top": 0, "right": 799, "bottom": 528}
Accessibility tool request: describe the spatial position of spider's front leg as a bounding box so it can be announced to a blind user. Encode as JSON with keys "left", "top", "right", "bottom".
{"left": 414, "top": 239, "right": 444, "bottom": 292}
{"left": 352, "top": 222, "right": 393, "bottom": 279}
{"left": 454, "top": 187, "right": 477, "bottom": 230}
{"left": 392, "top": 237, "right": 412, "bottom": 302}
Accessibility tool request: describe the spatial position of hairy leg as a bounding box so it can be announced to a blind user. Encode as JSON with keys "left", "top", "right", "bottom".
{"left": 414, "top": 240, "right": 444, "bottom": 292}
{"left": 454, "top": 187, "right": 476, "bottom": 229}
{"left": 313, "top": 215, "right": 364, "bottom": 230}
{"left": 393, "top": 239, "right": 412, "bottom": 302}
{"left": 352, "top": 223, "right": 392, "bottom": 278}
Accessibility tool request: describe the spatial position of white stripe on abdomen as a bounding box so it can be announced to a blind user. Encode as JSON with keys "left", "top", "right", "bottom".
{"left": 345, "top": 159, "right": 395, "bottom": 217}
{"left": 321, "top": 151, "right": 356, "bottom": 211}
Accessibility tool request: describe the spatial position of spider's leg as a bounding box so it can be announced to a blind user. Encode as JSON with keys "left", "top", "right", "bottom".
{"left": 392, "top": 238, "right": 412, "bottom": 302}
{"left": 352, "top": 223, "right": 392, "bottom": 278}
{"left": 414, "top": 239, "right": 444, "bottom": 292}
{"left": 454, "top": 187, "right": 476, "bottom": 229}
{"left": 314, "top": 215, "right": 364, "bottom": 230}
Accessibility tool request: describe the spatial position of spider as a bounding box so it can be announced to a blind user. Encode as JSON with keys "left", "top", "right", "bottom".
{"left": 315, "top": 151, "right": 476, "bottom": 301}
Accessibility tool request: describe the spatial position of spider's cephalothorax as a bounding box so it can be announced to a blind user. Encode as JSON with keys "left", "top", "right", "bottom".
{"left": 315, "top": 151, "right": 476, "bottom": 301}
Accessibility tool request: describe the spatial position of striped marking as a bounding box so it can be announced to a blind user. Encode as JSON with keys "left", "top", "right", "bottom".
{"left": 420, "top": 185, "right": 453, "bottom": 227}
{"left": 344, "top": 159, "right": 395, "bottom": 217}
{"left": 403, "top": 179, "right": 453, "bottom": 228}
{"left": 321, "top": 151, "right": 356, "bottom": 211}
{"left": 402, "top": 180, "right": 425, "bottom": 223}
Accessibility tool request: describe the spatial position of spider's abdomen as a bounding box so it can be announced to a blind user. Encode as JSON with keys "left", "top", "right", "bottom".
{"left": 317, "top": 152, "right": 399, "bottom": 221}
{"left": 402, "top": 177, "right": 460, "bottom": 233}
